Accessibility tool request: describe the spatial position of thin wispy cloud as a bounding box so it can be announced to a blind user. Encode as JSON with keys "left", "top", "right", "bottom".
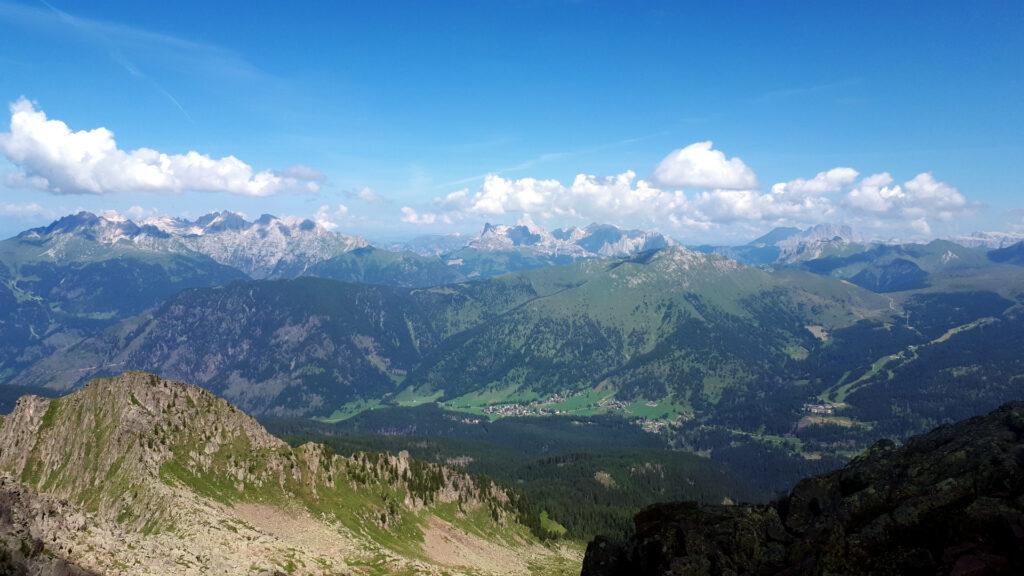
{"left": 1, "top": 1, "right": 273, "bottom": 121}
{"left": 750, "top": 78, "right": 863, "bottom": 103}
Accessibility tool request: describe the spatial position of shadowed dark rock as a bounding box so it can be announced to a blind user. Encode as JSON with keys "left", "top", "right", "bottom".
{"left": 582, "top": 402, "right": 1024, "bottom": 576}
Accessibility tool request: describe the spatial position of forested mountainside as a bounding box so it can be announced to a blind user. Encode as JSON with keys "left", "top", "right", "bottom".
{"left": 582, "top": 401, "right": 1024, "bottom": 576}
{"left": 0, "top": 372, "right": 578, "bottom": 575}
{"left": 0, "top": 213, "right": 701, "bottom": 387}
{"left": 9, "top": 274, "right": 540, "bottom": 415}
{"left": 796, "top": 239, "right": 992, "bottom": 292}
{"left": 9, "top": 247, "right": 889, "bottom": 417}
{"left": 0, "top": 221, "right": 247, "bottom": 381}
{"left": 266, "top": 404, "right": 766, "bottom": 543}
{"left": 989, "top": 240, "right": 1024, "bottom": 265}
{"left": 6, "top": 242, "right": 1024, "bottom": 475}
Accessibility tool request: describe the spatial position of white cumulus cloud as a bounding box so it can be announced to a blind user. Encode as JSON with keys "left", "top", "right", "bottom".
{"left": 653, "top": 141, "right": 758, "bottom": 189}
{"left": 845, "top": 172, "right": 969, "bottom": 223}
{"left": 356, "top": 187, "right": 384, "bottom": 203}
{"left": 771, "top": 167, "right": 859, "bottom": 198}
{"left": 408, "top": 143, "right": 974, "bottom": 239}
{"left": 433, "top": 171, "right": 685, "bottom": 223}
{"left": 425, "top": 165, "right": 839, "bottom": 228}
{"left": 845, "top": 172, "right": 904, "bottom": 213}
{"left": 900, "top": 172, "right": 968, "bottom": 220}
{"left": 314, "top": 204, "right": 349, "bottom": 231}
{"left": 0, "top": 98, "right": 322, "bottom": 196}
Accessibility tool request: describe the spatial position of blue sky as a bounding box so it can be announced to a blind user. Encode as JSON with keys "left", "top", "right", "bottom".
{"left": 0, "top": 0, "right": 1021, "bottom": 242}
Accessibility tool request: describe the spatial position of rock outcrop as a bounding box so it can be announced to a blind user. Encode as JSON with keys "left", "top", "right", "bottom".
{"left": 0, "top": 477, "right": 96, "bottom": 575}
{"left": 582, "top": 402, "right": 1024, "bottom": 576}
{"left": 0, "top": 372, "right": 570, "bottom": 575}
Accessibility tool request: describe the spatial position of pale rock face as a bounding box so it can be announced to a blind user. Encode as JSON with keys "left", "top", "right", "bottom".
{"left": 174, "top": 213, "right": 367, "bottom": 278}
{"left": 470, "top": 215, "right": 588, "bottom": 257}
{"left": 21, "top": 210, "right": 369, "bottom": 278}
{"left": 551, "top": 225, "right": 587, "bottom": 243}
{"left": 948, "top": 231, "right": 1024, "bottom": 249}
{"left": 140, "top": 215, "right": 205, "bottom": 236}
{"left": 22, "top": 211, "right": 678, "bottom": 274}
{"left": 773, "top": 224, "right": 862, "bottom": 262}
{"left": 777, "top": 224, "right": 861, "bottom": 247}
{"left": 468, "top": 216, "right": 675, "bottom": 259}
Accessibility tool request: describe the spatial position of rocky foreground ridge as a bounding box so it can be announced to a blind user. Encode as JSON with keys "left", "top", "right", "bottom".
{"left": 582, "top": 401, "right": 1024, "bottom": 576}
{"left": 0, "top": 372, "right": 575, "bottom": 575}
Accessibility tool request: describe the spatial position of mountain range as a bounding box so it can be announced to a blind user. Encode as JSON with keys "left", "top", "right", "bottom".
{"left": 695, "top": 223, "right": 865, "bottom": 266}
{"left": 10, "top": 210, "right": 1021, "bottom": 276}
{"left": 18, "top": 211, "right": 369, "bottom": 279}
{"left": 4, "top": 213, "right": 1024, "bottom": 438}
{"left": 1, "top": 211, "right": 1024, "bottom": 574}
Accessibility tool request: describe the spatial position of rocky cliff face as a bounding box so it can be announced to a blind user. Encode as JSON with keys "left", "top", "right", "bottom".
{"left": 0, "top": 477, "right": 97, "bottom": 576}
{"left": 467, "top": 217, "right": 676, "bottom": 259}
{"left": 15, "top": 211, "right": 368, "bottom": 279}
{"left": 582, "top": 401, "right": 1024, "bottom": 576}
{"left": 0, "top": 372, "right": 572, "bottom": 575}
{"left": 0, "top": 371, "right": 285, "bottom": 531}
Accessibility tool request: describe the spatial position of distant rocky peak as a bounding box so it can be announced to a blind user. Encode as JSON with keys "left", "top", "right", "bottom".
{"left": 747, "top": 226, "right": 802, "bottom": 247}
{"left": 552, "top": 225, "right": 587, "bottom": 242}
{"left": 799, "top": 223, "right": 860, "bottom": 243}
{"left": 474, "top": 218, "right": 560, "bottom": 250}
{"left": 949, "top": 230, "right": 1024, "bottom": 249}
{"left": 15, "top": 211, "right": 368, "bottom": 278}
{"left": 749, "top": 223, "right": 861, "bottom": 250}
{"left": 772, "top": 223, "right": 860, "bottom": 248}
{"left": 472, "top": 218, "right": 675, "bottom": 258}
{"left": 18, "top": 210, "right": 145, "bottom": 244}
{"left": 98, "top": 209, "right": 129, "bottom": 223}
{"left": 41, "top": 211, "right": 101, "bottom": 233}
{"left": 195, "top": 210, "right": 250, "bottom": 233}
{"left": 479, "top": 215, "right": 552, "bottom": 245}
{"left": 514, "top": 213, "right": 546, "bottom": 234}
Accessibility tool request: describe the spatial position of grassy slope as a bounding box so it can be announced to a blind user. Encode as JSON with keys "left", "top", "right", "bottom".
{"left": 0, "top": 373, "right": 567, "bottom": 573}
{"left": 266, "top": 403, "right": 763, "bottom": 541}
{"left": 404, "top": 249, "right": 889, "bottom": 416}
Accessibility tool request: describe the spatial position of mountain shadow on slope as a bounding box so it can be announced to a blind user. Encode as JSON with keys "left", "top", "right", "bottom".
{"left": 848, "top": 257, "right": 929, "bottom": 292}
{"left": 582, "top": 401, "right": 1024, "bottom": 576}
{"left": 988, "top": 241, "right": 1024, "bottom": 265}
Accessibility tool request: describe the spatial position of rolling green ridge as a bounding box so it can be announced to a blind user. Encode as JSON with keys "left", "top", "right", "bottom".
{"left": 306, "top": 246, "right": 466, "bottom": 287}
{"left": 305, "top": 245, "right": 580, "bottom": 287}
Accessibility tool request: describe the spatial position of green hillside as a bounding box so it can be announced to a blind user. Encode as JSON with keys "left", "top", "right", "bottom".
{"left": 0, "top": 229, "right": 246, "bottom": 382}
{"left": 6, "top": 245, "right": 1024, "bottom": 488}
{"left": 0, "top": 372, "right": 578, "bottom": 575}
